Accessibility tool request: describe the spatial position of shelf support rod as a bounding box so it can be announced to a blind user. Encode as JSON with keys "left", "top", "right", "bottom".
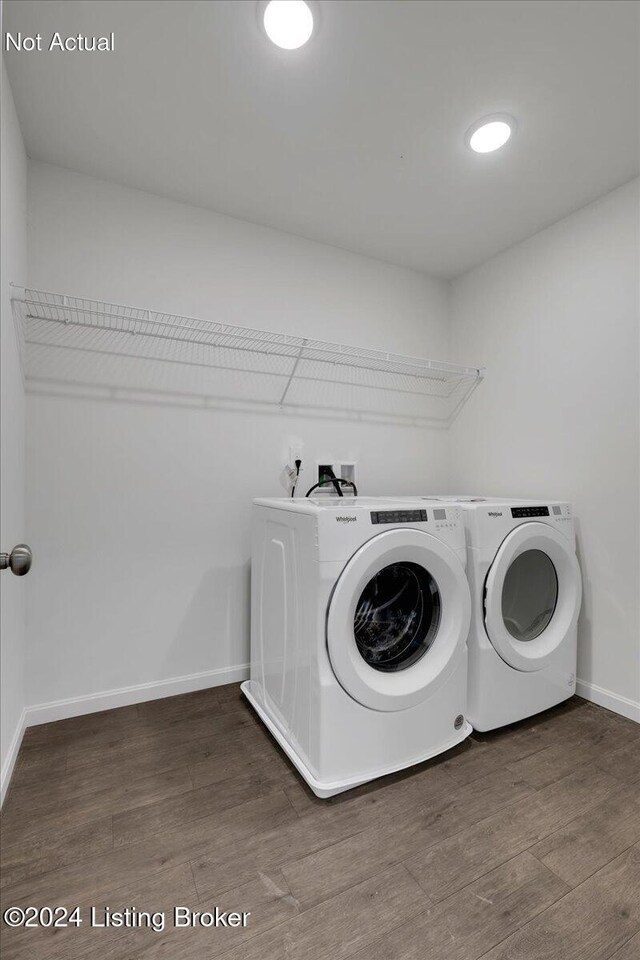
{"left": 279, "top": 339, "right": 308, "bottom": 406}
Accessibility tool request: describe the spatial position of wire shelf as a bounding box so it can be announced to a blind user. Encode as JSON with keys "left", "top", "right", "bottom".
{"left": 11, "top": 287, "right": 484, "bottom": 424}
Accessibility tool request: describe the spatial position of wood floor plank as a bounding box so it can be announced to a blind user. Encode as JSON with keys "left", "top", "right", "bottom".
{"left": 562, "top": 705, "right": 640, "bottom": 752}
{"left": 608, "top": 932, "right": 640, "bottom": 960}
{"left": 441, "top": 711, "right": 580, "bottom": 787}
{"left": 74, "top": 868, "right": 302, "bottom": 960}
{"left": 460, "top": 699, "right": 591, "bottom": 769}
{"left": 13, "top": 710, "right": 283, "bottom": 817}
{"left": 438, "top": 738, "right": 503, "bottom": 786}
{"left": 0, "top": 815, "right": 113, "bottom": 890}
{"left": 157, "top": 869, "right": 300, "bottom": 960}
{"left": 189, "top": 747, "right": 298, "bottom": 791}
{"left": 506, "top": 739, "right": 597, "bottom": 788}
{"left": 577, "top": 700, "right": 640, "bottom": 733}
{"left": 2, "top": 689, "right": 636, "bottom": 960}
{"left": 530, "top": 784, "right": 640, "bottom": 887}
{"left": 21, "top": 705, "right": 141, "bottom": 749}
{"left": 504, "top": 706, "right": 640, "bottom": 790}
{"left": 21, "top": 686, "right": 240, "bottom": 755}
{"left": 57, "top": 725, "right": 260, "bottom": 796}
{"left": 281, "top": 767, "right": 534, "bottom": 909}
{"left": 0, "top": 861, "right": 198, "bottom": 960}
{"left": 404, "top": 766, "right": 618, "bottom": 902}
{"left": 216, "top": 694, "right": 247, "bottom": 720}
{"left": 65, "top": 709, "right": 253, "bottom": 771}
{"left": 282, "top": 794, "right": 469, "bottom": 910}
{"left": 191, "top": 762, "right": 455, "bottom": 900}
{"left": 209, "top": 864, "right": 428, "bottom": 960}
{"left": 347, "top": 852, "right": 568, "bottom": 960}
{"left": 135, "top": 687, "right": 223, "bottom": 723}
{"left": 2, "top": 766, "right": 194, "bottom": 838}
{"left": 3, "top": 750, "right": 195, "bottom": 814}
{"left": 191, "top": 792, "right": 387, "bottom": 902}
{"left": 476, "top": 845, "right": 640, "bottom": 960}
{"left": 112, "top": 767, "right": 287, "bottom": 847}
{"left": 442, "top": 766, "right": 536, "bottom": 825}
{"left": 9, "top": 743, "right": 68, "bottom": 790}
{"left": 1, "top": 790, "right": 296, "bottom": 910}
{"left": 468, "top": 721, "right": 561, "bottom": 764}
{"left": 514, "top": 699, "right": 639, "bottom": 758}
{"left": 594, "top": 740, "right": 640, "bottom": 785}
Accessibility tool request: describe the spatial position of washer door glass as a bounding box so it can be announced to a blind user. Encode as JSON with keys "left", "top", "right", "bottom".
{"left": 354, "top": 562, "right": 441, "bottom": 671}
{"left": 501, "top": 549, "right": 558, "bottom": 642}
{"left": 327, "top": 528, "right": 471, "bottom": 711}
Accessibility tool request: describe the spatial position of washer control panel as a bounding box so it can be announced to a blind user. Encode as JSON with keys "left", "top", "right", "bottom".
{"left": 511, "top": 506, "right": 550, "bottom": 518}
{"left": 370, "top": 509, "right": 427, "bottom": 524}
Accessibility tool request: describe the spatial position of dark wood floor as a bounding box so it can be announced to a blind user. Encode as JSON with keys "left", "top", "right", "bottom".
{"left": 1, "top": 687, "right": 639, "bottom": 960}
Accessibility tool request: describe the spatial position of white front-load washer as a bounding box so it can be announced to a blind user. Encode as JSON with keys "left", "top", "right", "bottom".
{"left": 416, "top": 498, "right": 583, "bottom": 730}
{"left": 242, "top": 497, "right": 472, "bottom": 797}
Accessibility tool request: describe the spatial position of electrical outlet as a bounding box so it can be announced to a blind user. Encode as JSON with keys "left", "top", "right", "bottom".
{"left": 289, "top": 440, "right": 304, "bottom": 468}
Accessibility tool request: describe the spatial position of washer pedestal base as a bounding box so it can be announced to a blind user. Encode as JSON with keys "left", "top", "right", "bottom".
{"left": 241, "top": 680, "right": 472, "bottom": 799}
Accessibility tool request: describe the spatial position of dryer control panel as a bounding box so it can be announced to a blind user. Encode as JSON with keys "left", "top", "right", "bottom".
{"left": 511, "top": 506, "right": 549, "bottom": 518}
{"left": 371, "top": 509, "right": 428, "bottom": 524}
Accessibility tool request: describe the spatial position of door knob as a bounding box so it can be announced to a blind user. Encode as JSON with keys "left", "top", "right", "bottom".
{"left": 0, "top": 544, "right": 32, "bottom": 576}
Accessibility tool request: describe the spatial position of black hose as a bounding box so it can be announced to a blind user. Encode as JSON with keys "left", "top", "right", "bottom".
{"left": 290, "top": 459, "right": 302, "bottom": 498}
{"left": 305, "top": 478, "right": 358, "bottom": 498}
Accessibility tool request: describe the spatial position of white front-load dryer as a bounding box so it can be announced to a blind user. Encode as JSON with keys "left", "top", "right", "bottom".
{"left": 242, "top": 497, "right": 472, "bottom": 797}
{"left": 416, "top": 498, "right": 583, "bottom": 730}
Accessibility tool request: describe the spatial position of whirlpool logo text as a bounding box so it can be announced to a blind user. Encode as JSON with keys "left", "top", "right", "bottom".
{"left": 335, "top": 516, "right": 357, "bottom": 523}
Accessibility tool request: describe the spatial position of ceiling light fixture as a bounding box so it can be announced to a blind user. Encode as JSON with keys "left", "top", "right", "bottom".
{"left": 466, "top": 114, "right": 515, "bottom": 154}
{"left": 263, "top": 0, "right": 314, "bottom": 49}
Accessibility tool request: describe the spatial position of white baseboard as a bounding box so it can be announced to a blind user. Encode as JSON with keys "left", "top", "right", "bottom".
{"left": 24, "top": 663, "right": 250, "bottom": 728}
{"left": 1, "top": 708, "right": 27, "bottom": 807}
{"left": 576, "top": 678, "right": 640, "bottom": 724}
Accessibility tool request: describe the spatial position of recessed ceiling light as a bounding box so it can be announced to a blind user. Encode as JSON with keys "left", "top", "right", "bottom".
{"left": 263, "top": 0, "right": 314, "bottom": 50}
{"left": 466, "top": 115, "right": 515, "bottom": 154}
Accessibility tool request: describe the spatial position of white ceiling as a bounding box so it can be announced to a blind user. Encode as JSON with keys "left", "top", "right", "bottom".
{"left": 4, "top": 0, "right": 639, "bottom": 277}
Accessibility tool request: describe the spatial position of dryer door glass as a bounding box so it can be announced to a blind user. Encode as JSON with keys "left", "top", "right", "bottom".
{"left": 501, "top": 549, "right": 558, "bottom": 642}
{"left": 354, "top": 562, "right": 441, "bottom": 671}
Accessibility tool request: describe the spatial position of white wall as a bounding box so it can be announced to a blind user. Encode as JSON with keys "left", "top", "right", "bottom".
{"left": 22, "top": 165, "right": 639, "bottom": 725}
{"left": 25, "top": 162, "right": 451, "bottom": 716}
{"left": 1, "top": 60, "right": 28, "bottom": 798}
{"left": 450, "top": 180, "right": 640, "bottom": 720}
